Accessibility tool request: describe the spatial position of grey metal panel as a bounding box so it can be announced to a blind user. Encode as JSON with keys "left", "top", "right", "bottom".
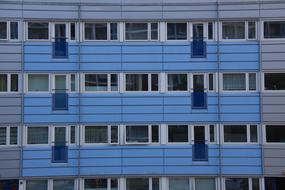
{"left": 163, "top": 11, "right": 216, "bottom": 20}
{"left": 263, "top": 145, "right": 285, "bottom": 175}
{"left": 0, "top": 96, "right": 22, "bottom": 124}
{"left": 0, "top": 44, "right": 22, "bottom": 71}
{"left": 262, "top": 43, "right": 285, "bottom": 70}
{"left": 23, "top": 11, "right": 78, "bottom": 19}
{"left": 0, "top": 148, "right": 20, "bottom": 178}
{"left": 0, "top": 3, "right": 22, "bottom": 18}
{"left": 81, "top": 12, "right": 122, "bottom": 20}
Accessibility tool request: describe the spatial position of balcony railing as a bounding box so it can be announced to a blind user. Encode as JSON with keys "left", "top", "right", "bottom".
{"left": 191, "top": 38, "right": 207, "bottom": 58}
{"left": 52, "top": 89, "right": 69, "bottom": 111}
{"left": 52, "top": 37, "right": 68, "bottom": 58}
{"left": 192, "top": 143, "right": 208, "bottom": 162}
{"left": 192, "top": 92, "right": 207, "bottom": 109}
{"left": 52, "top": 145, "right": 68, "bottom": 163}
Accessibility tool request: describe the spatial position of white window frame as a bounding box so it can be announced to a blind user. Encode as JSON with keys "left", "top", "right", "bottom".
{"left": 263, "top": 124, "right": 285, "bottom": 145}
{"left": 83, "top": 22, "right": 118, "bottom": 41}
{"left": 26, "top": 21, "right": 51, "bottom": 41}
{"left": 262, "top": 72, "right": 285, "bottom": 92}
{"left": 82, "top": 73, "right": 119, "bottom": 93}
{"left": 190, "top": 73, "right": 217, "bottom": 92}
{"left": 51, "top": 74, "right": 78, "bottom": 93}
{"left": 124, "top": 22, "right": 159, "bottom": 41}
{"left": 166, "top": 73, "right": 190, "bottom": 92}
{"left": 51, "top": 126, "right": 78, "bottom": 146}
{"left": 220, "top": 21, "right": 257, "bottom": 41}
{"left": 220, "top": 72, "right": 257, "bottom": 92}
{"left": 190, "top": 22, "right": 208, "bottom": 40}
{"left": 0, "top": 73, "right": 20, "bottom": 94}
{"left": 125, "top": 177, "right": 160, "bottom": 190}
{"left": 222, "top": 124, "right": 259, "bottom": 144}
{"left": 83, "top": 178, "right": 118, "bottom": 190}
{"left": 124, "top": 73, "right": 160, "bottom": 92}
{"left": 82, "top": 125, "right": 119, "bottom": 145}
{"left": 222, "top": 177, "right": 261, "bottom": 190}
{"left": 24, "top": 179, "right": 77, "bottom": 190}
{"left": 124, "top": 124, "right": 160, "bottom": 145}
{"left": 166, "top": 22, "right": 189, "bottom": 41}
{"left": 25, "top": 73, "right": 51, "bottom": 93}
{"left": 167, "top": 124, "right": 191, "bottom": 144}
{"left": 24, "top": 126, "right": 51, "bottom": 146}
{"left": 0, "top": 126, "right": 19, "bottom": 147}
{"left": 261, "top": 20, "right": 285, "bottom": 41}
{"left": 247, "top": 21, "right": 258, "bottom": 40}
{"left": 0, "top": 21, "right": 20, "bottom": 41}
{"left": 190, "top": 124, "right": 218, "bottom": 145}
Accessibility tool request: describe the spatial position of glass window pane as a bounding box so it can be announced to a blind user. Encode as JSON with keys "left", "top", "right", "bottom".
{"left": 265, "top": 177, "right": 285, "bottom": 190}
{"left": 28, "top": 22, "right": 49, "bottom": 40}
{"left": 126, "top": 74, "right": 148, "bottom": 91}
{"left": 11, "top": 74, "right": 19, "bottom": 92}
{"left": 168, "top": 125, "right": 188, "bottom": 143}
{"left": 85, "top": 126, "right": 108, "bottom": 143}
{"left": 126, "top": 125, "right": 149, "bottom": 143}
{"left": 209, "top": 74, "right": 214, "bottom": 91}
{"left": 71, "top": 74, "right": 76, "bottom": 92}
{"left": 70, "top": 126, "right": 76, "bottom": 144}
{"left": 224, "top": 125, "right": 247, "bottom": 143}
{"left": 252, "top": 178, "right": 260, "bottom": 190}
{"left": 223, "top": 73, "right": 246, "bottom": 91}
{"left": 126, "top": 178, "right": 149, "bottom": 190}
{"left": 0, "top": 127, "right": 7, "bottom": 145}
{"left": 210, "top": 125, "right": 215, "bottom": 143}
{"left": 249, "top": 73, "right": 257, "bottom": 91}
{"left": 193, "top": 23, "right": 204, "bottom": 39}
{"left": 0, "top": 74, "right": 7, "bottom": 92}
{"left": 28, "top": 74, "right": 49, "bottom": 92}
{"left": 152, "top": 178, "right": 160, "bottom": 190}
{"left": 125, "top": 23, "right": 148, "bottom": 40}
{"left": 266, "top": 125, "right": 285, "bottom": 143}
{"left": 10, "top": 22, "right": 18, "bottom": 40}
{"left": 85, "top": 23, "right": 107, "bottom": 40}
{"left": 26, "top": 180, "right": 48, "bottom": 190}
{"left": 110, "top": 23, "right": 118, "bottom": 40}
{"left": 111, "top": 126, "right": 118, "bottom": 144}
{"left": 250, "top": 125, "right": 258, "bottom": 143}
{"left": 248, "top": 22, "right": 256, "bottom": 39}
{"left": 111, "top": 74, "right": 118, "bottom": 91}
{"left": 264, "top": 21, "right": 285, "bottom": 39}
{"left": 53, "top": 179, "right": 74, "bottom": 190}
{"left": 151, "top": 23, "right": 158, "bottom": 40}
{"left": 55, "top": 127, "right": 66, "bottom": 145}
{"left": 55, "top": 75, "right": 66, "bottom": 91}
{"left": 208, "top": 22, "right": 213, "bottom": 40}
{"left": 195, "top": 178, "right": 216, "bottom": 190}
{"left": 222, "top": 22, "right": 245, "bottom": 39}
{"left": 111, "top": 179, "right": 118, "bottom": 190}
{"left": 0, "top": 180, "right": 19, "bottom": 190}
{"left": 169, "top": 178, "right": 189, "bottom": 190}
{"left": 27, "top": 127, "right": 48, "bottom": 144}
{"left": 167, "top": 23, "right": 187, "bottom": 40}
{"left": 151, "top": 74, "right": 159, "bottom": 91}
{"left": 168, "top": 74, "right": 188, "bottom": 91}
{"left": 0, "top": 22, "right": 7, "bottom": 39}
{"left": 152, "top": 125, "right": 159, "bottom": 143}
{"left": 10, "top": 127, "right": 18, "bottom": 145}
{"left": 264, "top": 73, "right": 285, "bottom": 90}
{"left": 225, "top": 178, "right": 249, "bottom": 190}
{"left": 70, "top": 23, "right": 76, "bottom": 40}
{"left": 85, "top": 74, "right": 108, "bottom": 91}
{"left": 84, "top": 179, "right": 107, "bottom": 190}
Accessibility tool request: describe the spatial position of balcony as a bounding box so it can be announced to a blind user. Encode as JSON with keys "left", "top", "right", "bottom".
{"left": 192, "top": 143, "right": 208, "bottom": 162}
{"left": 52, "top": 90, "right": 68, "bottom": 111}
{"left": 52, "top": 37, "right": 68, "bottom": 58}
{"left": 192, "top": 92, "right": 207, "bottom": 109}
{"left": 191, "top": 38, "right": 207, "bottom": 58}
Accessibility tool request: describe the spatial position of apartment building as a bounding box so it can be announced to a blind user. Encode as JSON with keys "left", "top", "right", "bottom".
{"left": 0, "top": 0, "right": 285, "bottom": 190}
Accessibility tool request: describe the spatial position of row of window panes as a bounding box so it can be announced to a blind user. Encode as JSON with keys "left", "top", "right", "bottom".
{"left": 22, "top": 177, "right": 262, "bottom": 190}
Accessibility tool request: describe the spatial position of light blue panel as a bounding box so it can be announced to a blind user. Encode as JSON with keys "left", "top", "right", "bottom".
{"left": 164, "top": 105, "right": 218, "bottom": 113}
{"left": 222, "top": 166, "right": 262, "bottom": 175}
{"left": 122, "top": 45, "right": 162, "bottom": 54}
{"left": 220, "top": 94, "right": 259, "bottom": 104}
{"left": 164, "top": 62, "right": 218, "bottom": 71}
{"left": 23, "top": 148, "right": 78, "bottom": 159}
{"left": 81, "top": 167, "right": 122, "bottom": 175}
{"left": 81, "top": 158, "right": 121, "bottom": 166}
{"left": 122, "top": 96, "right": 163, "bottom": 105}
{"left": 25, "top": 115, "right": 79, "bottom": 123}
{"left": 23, "top": 159, "right": 78, "bottom": 168}
{"left": 220, "top": 54, "right": 258, "bottom": 62}
{"left": 24, "top": 54, "right": 78, "bottom": 62}
{"left": 123, "top": 106, "right": 163, "bottom": 114}
{"left": 81, "top": 54, "right": 121, "bottom": 62}
{"left": 163, "top": 45, "right": 191, "bottom": 54}
{"left": 220, "top": 62, "right": 259, "bottom": 70}
{"left": 165, "top": 157, "right": 219, "bottom": 165}
{"left": 81, "top": 63, "right": 121, "bottom": 71}
{"left": 24, "top": 106, "right": 79, "bottom": 114}
{"left": 220, "top": 114, "right": 260, "bottom": 122}
{"left": 81, "top": 45, "right": 121, "bottom": 54}
{"left": 164, "top": 114, "right": 218, "bottom": 122}
{"left": 123, "top": 114, "right": 163, "bottom": 122}
{"left": 81, "top": 106, "right": 121, "bottom": 114}
{"left": 122, "top": 54, "right": 162, "bottom": 62}
{"left": 25, "top": 62, "right": 78, "bottom": 71}
{"left": 81, "top": 96, "right": 121, "bottom": 106}
{"left": 122, "top": 166, "right": 164, "bottom": 175}
{"left": 220, "top": 105, "right": 259, "bottom": 113}
{"left": 165, "top": 166, "right": 219, "bottom": 175}
{"left": 25, "top": 96, "right": 79, "bottom": 106}
{"left": 81, "top": 114, "right": 122, "bottom": 123}
{"left": 123, "top": 158, "right": 163, "bottom": 166}
{"left": 24, "top": 43, "right": 79, "bottom": 54}
{"left": 221, "top": 146, "right": 261, "bottom": 157}
{"left": 122, "top": 63, "right": 163, "bottom": 71}
{"left": 219, "top": 44, "right": 258, "bottom": 53}
{"left": 122, "top": 148, "right": 163, "bottom": 157}
{"left": 23, "top": 168, "right": 78, "bottom": 177}
{"left": 222, "top": 157, "right": 261, "bottom": 165}
{"left": 80, "top": 148, "right": 121, "bottom": 157}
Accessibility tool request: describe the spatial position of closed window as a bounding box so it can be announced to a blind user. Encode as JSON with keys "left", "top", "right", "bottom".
{"left": 264, "top": 73, "right": 285, "bottom": 90}
{"left": 26, "top": 180, "right": 48, "bottom": 190}
{"left": 125, "top": 125, "right": 159, "bottom": 144}
{"left": 264, "top": 21, "right": 285, "bottom": 39}
{"left": 167, "top": 74, "right": 188, "bottom": 91}
{"left": 125, "top": 23, "right": 158, "bottom": 41}
{"left": 0, "top": 22, "right": 7, "bottom": 39}
{"left": 222, "top": 22, "right": 245, "bottom": 39}
{"left": 167, "top": 23, "right": 187, "bottom": 40}
{"left": 53, "top": 179, "right": 74, "bottom": 190}
{"left": 84, "top": 178, "right": 118, "bottom": 190}
{"left": 223, "top": 125, "right": 258, "bottom": 143}
{"left": 225, "top": 178, "right": 260, "bottom": 190}
{"left": 266, "top": 125, "right": 285, "bottom": 143}
{"left": 84, "top": 125, "right": 118, "bottom": 144}
{"left": 125, "top": 74, "right": 158, "bottom": 91}
{"left": 28, "top": 22, "right": 49, "bottom": 40}
{"left": 0, "top": 21, "right": 19, "bottom": 40}
{"left": 27, "top": 127, "right": 49, "bottom": 145}
{"left": 28, "top": 74, "right": 49, "bottom": 92}
{"left": 0, "top": 180, "right": 19, "bottom": 190}
{"left": 0, "top": 126, "right": 18, "bottom": 146}
{"left": 84, "top": 23, "right": 117, "bottom": 41}
{"left": 0, "top": 74, "right": 19, "bottom": 93}
{"left": 168, "top": 125, "right": 189, "bottom": 143}
{"left": 195, "top": 178, "right": 216, "bottom": 190}
{"left": 84, "top": 74, "right": 118, "bottom": 92}
{"left": 265, "top": 177, "right": 285, "bottom": 190}
{"left": 126, "top": 178, "right": 159, "bottom": 190}
{"left": 222, "top": 73, "right": 256, "bottom": 91}
{"left": 169, "top": 178, "right": 190, "bottom": 190}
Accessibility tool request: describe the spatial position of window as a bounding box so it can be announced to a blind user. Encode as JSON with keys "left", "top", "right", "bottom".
{"left": 0, "top": 126, "right": 18, "bottom": 146}
{"left": 264, "top": 21, "right": 285, "bottom": 39}
{"left": 26, "top": 180, "right": 48, "bottom": 190}
{"left": 225, "top": 178, "right": 260, "bottom": 190}
{"left": 84, "top": 125, "right": 119, "bottom": 144}
{"left": 125, "top": 125, "right": 159, "bottom": 144}
{"left": 126, "top": 178, "right": 159, "bottom": 190}
{"left": 195, "top": 178, "right": 216, "bottom": 190}
{"left": 0, "top": 180, "right": 19, "bottom": 190}
{"left": 208, "top": 22, "right": 214, "bottom": 40}
{"left": 223, "top": 125, "right": 258, "bottom": 143}
{"left": 84, "top": 178, "right": 118, "bottom": 190}
{"left": 125, "top": 74, "right": 159, "bottom": 92}
{"left": 0, "top": 21, "right": 19, "bottom": 40}
{"left": 167, "top": 74, "right": 188, "bottom": 91}
{"left": 222, "top": 73, "right": 256, "bottom": 91}
{"left": 265, "top": 125, "right": 285, "bottom": 143}
{"left": 52, "top": 126, "right": 77, "bottom": 145}
{"left": 27, "top": 126, "right": 49, "bottom": 145}
{"left": 0, "top": 74, "right": 19, "bottom": 93}
{"left": 52, "top": 74, "right": 78, "bottom": 93}
{"left": 264, "top": 73, "right": 285, "bottom": 91}
{"left": 28, "top": 22, "right": 49, "bottom": 40}
{"left": 265, "top": 177, "right": 285, "bottom": 190}
{"left": 53, "top": 179, "right": 74, "bottom": 190}
{"left": 222, "top": 22, "right": 245, "bottom": 39}
{"left": 84, "top": 23, "right": 118, "bottom": 41}
{"left": 70, "top": 23, "right": 76, "bottom": 40}
{"left": 248, "top": 21, "right": 257, "bottom": 40}
{"left": 169, "top": 178, "right": 190, "bottom": 190}
{"left": 125, "top": 23, "right": 158, "bottom": 41}
{"left": 168, "top": 125, "right": 189, "bottom": 143}
{"left": 27, "top": 74, "right": 49, "bottom": 92}
{"left": 167, "top": 23, "right": 187, "bottom": 40}
{"left": 84, "top": 74, "right": 118, "bottom": 92}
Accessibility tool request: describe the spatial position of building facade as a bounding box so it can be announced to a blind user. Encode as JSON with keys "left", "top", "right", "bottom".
{"left": 0, "top": 0, "right": 285, "bottom": 189}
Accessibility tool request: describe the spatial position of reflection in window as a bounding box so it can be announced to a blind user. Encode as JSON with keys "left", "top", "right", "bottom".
{"left": 27, "top": 127, "right": 49, "bottom": 145}
{"left": 168, "top": 74, "right": 188, "bottom": 91}
{"left": 28, "top": 74, "right": 49, "bottom": 92}
{"left": 26, "top": 180, "right": 48, "bottom": 190}
{"left": 85, "top": 126, "right": 108, "bottom": 144}
{"left": 225, "top": 178, "right": 248, "bottom": 190}
{"left": 266, "top": 125, "right": 285, "bottom": 143}
{"left": 264, "top": 73, "right": 285, "bottom": 90}
{"left": 169, "top": 178, "right": 189, "bottom": 190}
{"left": 28, "top": 22, "right": 49, "bottom": 40}
{"left": 168, "top": 125, "right": 188, "bottom": 143}
{"left": 223, "top": 74, "right": 246, "bottom": 91}
{"left": 224, "top": 125, "right": 247, "bottom": 143}
{"left": 167, "top": 23, "right": 187, "bottom": 40}
{"left": 126, "top": 125, "right": 149, "bottom": 143}
{"left": 222, "top": 22, "right": 245, "bottom": 39}
{"left": 53, "top": 179, "right": 74, "bottom": 190}
{"left": 264, "top": 21, "right": 285, "bottom": 39}
{"left": 85, "top": 23, "right": 107, "bottom": 40}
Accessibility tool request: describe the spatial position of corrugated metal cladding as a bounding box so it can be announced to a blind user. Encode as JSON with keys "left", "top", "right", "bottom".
{"left": 0, "top": 0, "right": 285, "bottom": 189}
